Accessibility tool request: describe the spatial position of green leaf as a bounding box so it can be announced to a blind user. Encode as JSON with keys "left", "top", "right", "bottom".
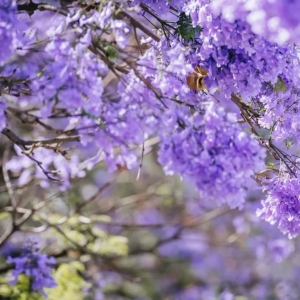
{"left": 81, "top": 108, "right": 98, "bottom": 120}
{"left": 63, "top": 229, "right": 87, "bottom": 246}
{"left": 266, "top": 161, "right": 276, "bottom": 167}
{"left": 103, "top": 45, "right": 118, "bottom": 59}
{"left": 284, "top": 139, "right": 294, "bottom": 150}
{"left": 47, "top": 214, "right": 66, "bottom": 224}
{"left": 67, "top": 215, "right": 80, "bottom": 226}
{"left": 274, "top": 76, "right": 286, "bottom": 92}
{"left": 0, "top": 212, "right": 9, "bottom": 221}
{"left": 90, "top": 214, "right": 112, "bottom": 223}
{"left": 175, "top": 13, "right": 202, "bottom": 43}
{"left": 88, "top": 235, "right": 128, "bottom": 256}
{"left": 91, "top": 227, "right": 107, "bottom": 238}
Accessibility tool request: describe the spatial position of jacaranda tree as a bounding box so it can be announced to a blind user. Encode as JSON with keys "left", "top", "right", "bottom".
{"left": 1, "top": 0, "right": 300, "bottom": 299}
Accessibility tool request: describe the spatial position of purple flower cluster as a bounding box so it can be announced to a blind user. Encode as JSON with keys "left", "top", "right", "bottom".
{"left": 6, "top": 241, "right": 57, "bottom": 296}
{"left": 208, "top": 0, "right": 300, "bottom": 44}
{"left": 0, "top": 0, "right": 20, "bottom": 65}
{"left": 184, "top": 9, "right": 296, "bottom": 102}
{"left": 258, "top": 78, "right": 300, "bottom": 144}
{"left": 130, "top": 0, "right": 300, "bottom": 236}
{"left": 2, "top": 0, "right": 300, "bottom": 243}
{"left": 5, "top": 1, "right": 300, "bottom": 299}
{"left": 257, "top": 174, "right": 300, "bottom": 238}
{"left": 159, "top": 103, "right": 266, "bottom": 209}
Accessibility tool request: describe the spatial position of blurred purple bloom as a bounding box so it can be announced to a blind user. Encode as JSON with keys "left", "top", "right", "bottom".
{"left": 209, "top": 0, "right": 300, "bottom": 44}
{"left": 7, "top": 241, "right": 57, "bottom": 297}
{"left": 0, "top": 99, "right": 6, "bottom": 130}
{"left": 111, "top": 20, "right": 130, "bottom": 49}
{"left": 268, "top": 239, "right": 295, "bottom": 263}
{"left": 0, "top": 0, "right": 19, "bottom": 65}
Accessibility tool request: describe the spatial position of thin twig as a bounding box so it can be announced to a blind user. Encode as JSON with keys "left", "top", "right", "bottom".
{"left": 2, "top": 148, "right": 18, "bottom": 224}
{"left": 117, "top": 10, "right": 160, "bottom": 42}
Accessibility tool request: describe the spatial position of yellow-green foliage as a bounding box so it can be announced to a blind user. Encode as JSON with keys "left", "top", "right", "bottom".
{"left": 0, "top": 262, "right": 88, "bottom": 300}
{"left": 42, "top": 213, "right": 128, "bottom": 258}
{"left": 1, "top": 213, "right": 129, "bottom": 299}
{"left": 0, "top": 275, "right": 42, "bottom": 300}
{"left": 46, "top": 262, "right": 88, "bottom": 300}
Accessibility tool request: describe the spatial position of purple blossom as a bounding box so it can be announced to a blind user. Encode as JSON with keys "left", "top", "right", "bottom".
{"left": 159, "top": 103, "right": 266, "bottom": 208}
{"left": 220, "top": 290, "right": 235, "bottom": 300}
{"left": 3, "top": 3, "right": 300, "bottom": 297}
{"left": 0, "top": 0, "right": 20, "bottom": 65}
{"left": 268, "top": 239, "right": 295, "bottom": 263}
{"left": 111, "top": 20, "right": 130, "bottom": 49}
{"left": 257, "top": 174, "right": 300, "bottom": 238}
{"left": 6, "top": 241, "right": 57, "bottom": 297}
{"left": 131, "top": 0, "right": 171, "bottom": 15}
{"left": 209, "top": 0, "right": 300, "bottom": 44}
{"left": 174, "top": 286, "right": 216, "bottom": 300}
{"left": 79, "top": 1, "right": 113, "bottom": 28}
{"left": 0, "top": 99, "right": 6, "bottom": 130}
{"left": 159, "top": 230, "right": 207, "bottom": 258}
